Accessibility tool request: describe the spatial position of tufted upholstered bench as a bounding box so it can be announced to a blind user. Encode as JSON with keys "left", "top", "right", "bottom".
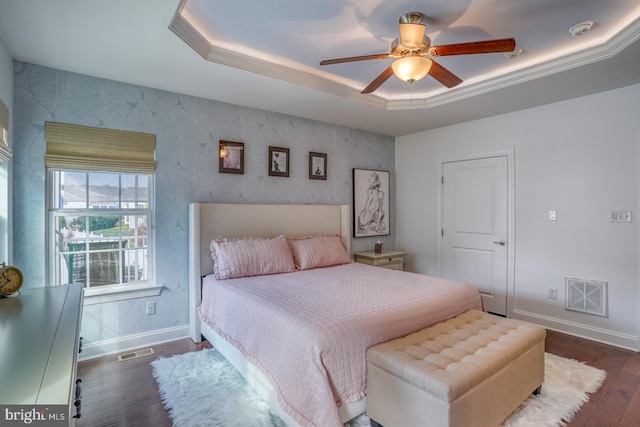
{"left": 366, "top": 310, "right": 546, "bottom": 427}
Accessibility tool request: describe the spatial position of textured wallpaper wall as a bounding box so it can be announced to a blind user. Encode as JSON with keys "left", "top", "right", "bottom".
{"left": 12, "top": 62, "right": 395, "bottom": 345}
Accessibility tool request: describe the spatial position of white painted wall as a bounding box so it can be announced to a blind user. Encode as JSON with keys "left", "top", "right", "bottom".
{"left": 0, "top": 36, "right": 12, "bottom": 264}
{"left": 396, "top": 83, "right": 640, "bottom": 350}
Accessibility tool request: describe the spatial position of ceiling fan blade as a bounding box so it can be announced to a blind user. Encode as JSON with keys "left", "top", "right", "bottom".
{"left": 430, "top": 38, "right": 516, "bottom": 56}
{"left": 320, "top": 53, "right": 389, "bottom": 66}
{"left": 361, "top": 66, "right": 395, "bottom": 94}
{"left": 428, "top": 60, "right": 463, "bottom": 88}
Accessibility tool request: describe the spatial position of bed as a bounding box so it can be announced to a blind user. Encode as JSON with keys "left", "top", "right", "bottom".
{"left": 188, "top": 203, "right": 483, "bottom": 427}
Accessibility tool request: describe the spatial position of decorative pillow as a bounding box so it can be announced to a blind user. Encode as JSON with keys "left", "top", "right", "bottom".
{"left": 287, "top": 235, "right": 351, "bottom": 270}
{"left": 210, "top": 237, "right": 296, "bottom": 280}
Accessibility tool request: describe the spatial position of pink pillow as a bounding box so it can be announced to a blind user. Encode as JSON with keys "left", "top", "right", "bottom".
{"left": 210, "top": 237, "right": 296, "bottom": 280}
{"left": 288, "top": 235, "right": 351, "bottom": 270}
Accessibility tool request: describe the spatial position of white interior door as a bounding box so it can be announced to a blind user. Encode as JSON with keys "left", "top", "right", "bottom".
{"left": 442, "top": 156, "right": 508, "bottom": 315}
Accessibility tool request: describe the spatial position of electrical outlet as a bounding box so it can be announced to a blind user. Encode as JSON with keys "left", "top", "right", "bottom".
{"left": 146, "top": 301, "right": 156, "bottom": 315}
{"left": 548, "top": 287, "right": 557, "bottom": 299}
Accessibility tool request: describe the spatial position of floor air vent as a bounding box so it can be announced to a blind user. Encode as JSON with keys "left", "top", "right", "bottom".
{"left": 565, "top": 277, "right": 607, "bottom": 317}
{"left": 117, "top": 348, "right": 155, "bottom": 362}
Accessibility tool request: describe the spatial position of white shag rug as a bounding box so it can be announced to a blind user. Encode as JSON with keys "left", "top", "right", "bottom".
{"left": 501, "top": 352, "right": 605, "bottom": 427}
{"left": 152, "top": 350, "right": 605, "bottom": 427}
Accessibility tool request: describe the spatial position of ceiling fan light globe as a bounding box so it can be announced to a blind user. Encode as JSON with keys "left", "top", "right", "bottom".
{"left": 392, "top": 56, "right": 432, "bottom": 83}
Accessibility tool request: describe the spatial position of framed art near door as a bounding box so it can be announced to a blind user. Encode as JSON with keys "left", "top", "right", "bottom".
{"left": 353, "top": 168, "right": 390, "bottom": 237}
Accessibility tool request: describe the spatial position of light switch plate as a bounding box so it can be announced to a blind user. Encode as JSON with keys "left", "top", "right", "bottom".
{"left": 610, "top": 211, "right": 632, "bottom": 223}
{"left": 549, "top": 210, "right": 557, "bottom": 221}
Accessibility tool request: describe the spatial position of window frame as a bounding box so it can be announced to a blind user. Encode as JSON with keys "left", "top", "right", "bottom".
{"left": 0, "top": 99, "right": 11, "bottom": 162}
{"left": 46, "top": 169, "right": 160, "bottom": 303}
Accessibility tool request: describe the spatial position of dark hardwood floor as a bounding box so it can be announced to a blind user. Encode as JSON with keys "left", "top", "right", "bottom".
{"left": 544, "top": 331, "right": 640, "bottom": 427}
{"left": 76, "top": 339, "right": 212, "bottom": 427}
{"left": 77, "top": 330, "right": 639, "bottom": 427}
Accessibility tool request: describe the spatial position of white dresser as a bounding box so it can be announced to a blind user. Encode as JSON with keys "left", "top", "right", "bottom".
{"left": 0, "top": 284, "right": 84, "bottom": 425}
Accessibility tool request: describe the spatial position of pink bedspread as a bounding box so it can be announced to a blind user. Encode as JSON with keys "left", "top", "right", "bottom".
{"left": 198, "top": 262, "right": 482, "bottom": 427}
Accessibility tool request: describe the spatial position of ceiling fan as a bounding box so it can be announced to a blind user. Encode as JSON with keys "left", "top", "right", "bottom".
{"left": 319, "top": 12, "right": 516, "bottom": 94}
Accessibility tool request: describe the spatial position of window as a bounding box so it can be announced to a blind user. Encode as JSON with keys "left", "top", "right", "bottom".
{"left": 45, "top": 122, "right": 158, "bottom": 302}
{"left": 0, "top": 99, "right": 10, "bottom": 162}
{"left": 49, "top": 171, "right": 153, "bottom": 290}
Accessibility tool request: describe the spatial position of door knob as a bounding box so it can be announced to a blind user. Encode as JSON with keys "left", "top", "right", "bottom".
{"left": 493, "top": 240, "right": 506, "bottom": 246}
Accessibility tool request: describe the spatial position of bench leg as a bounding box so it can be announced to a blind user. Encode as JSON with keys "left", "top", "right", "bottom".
{"left": 533, "top": 385, "right": 542, "bottom": 395}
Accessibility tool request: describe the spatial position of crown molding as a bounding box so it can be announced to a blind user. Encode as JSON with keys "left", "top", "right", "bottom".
{"left": 170, "top": 8, "right": 640, "bottom": 112}
{"left": 169, "top": 13, "right": 387, "bottom": 110}
{"left": 418, "top": 16, "right": 640, "bottom": 109}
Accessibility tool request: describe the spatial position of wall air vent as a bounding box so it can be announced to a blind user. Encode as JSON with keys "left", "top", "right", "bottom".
{"left": 565, "top": 277, "right": 608, "bottom": 317}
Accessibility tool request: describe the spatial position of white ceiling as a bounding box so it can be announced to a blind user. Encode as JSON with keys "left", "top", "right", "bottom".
{"left": 0, "top": 0, "right": 639, "bottom": 137}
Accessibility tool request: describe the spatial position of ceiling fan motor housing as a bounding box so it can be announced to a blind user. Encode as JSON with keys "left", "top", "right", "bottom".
{"left": 399, "top": 12, "right": 425, "bottom": 24}
{"left": 391, "top": 36, "right": 431, "bottom": 58}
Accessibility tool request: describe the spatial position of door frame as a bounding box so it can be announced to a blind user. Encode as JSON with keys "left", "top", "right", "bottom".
{"left": 437, "top": 148, "right": 516, "bottom": 316}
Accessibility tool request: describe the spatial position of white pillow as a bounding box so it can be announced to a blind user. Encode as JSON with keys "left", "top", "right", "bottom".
{"left": 210, "top": 237, "right": 296, "bottom": 280}
{"left": 287, "top": 235, "right": 351, "bottom": 270}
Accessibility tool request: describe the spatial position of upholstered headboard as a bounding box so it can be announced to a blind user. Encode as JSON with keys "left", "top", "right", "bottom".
{"left": 188, "top": 203, "right": 351, "bottom": 341}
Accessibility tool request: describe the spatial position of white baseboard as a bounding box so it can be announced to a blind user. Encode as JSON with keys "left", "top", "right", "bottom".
{"left": 79, "top": 325, "right": 190, "bottom": 361}
{"left": 513, "top": 309, "right": 639, "bottom": 351}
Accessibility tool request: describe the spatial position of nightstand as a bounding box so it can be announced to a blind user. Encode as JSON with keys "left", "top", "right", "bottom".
{"left": 354, "top": 251, "right": 407, "bottom": 271}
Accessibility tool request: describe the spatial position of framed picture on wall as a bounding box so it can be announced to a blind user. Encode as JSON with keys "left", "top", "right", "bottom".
{"left": 353, "top": 168, "right": 390, "bottom": 237}
{"left": 309, "top": 152, "right": 327, "bottom": 180}
{"left": 219, "top": 140, "right": 244, "bottom": 174}
{"left": 269, "top": 146, "right": 290, "bottom": 177}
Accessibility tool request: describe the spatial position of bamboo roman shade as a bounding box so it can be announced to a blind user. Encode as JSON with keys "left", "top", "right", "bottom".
{"left": 45, "top": 122, "right": 156, "bottom": 173}
{"left": 0, "top": 98, "right": 10, "bottom": 163}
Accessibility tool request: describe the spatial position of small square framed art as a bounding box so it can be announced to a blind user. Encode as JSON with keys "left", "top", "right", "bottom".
{"left": 309, "top": 152, "right": 327, "bottom": 180}
{"left": 269, "top": 146, "right": 290, "bottom": 177}
{"left": 219, "top": 140, "right": 244, "bottom": 174}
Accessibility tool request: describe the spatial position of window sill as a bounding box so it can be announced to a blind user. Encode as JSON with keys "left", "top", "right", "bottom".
{"left": 83, "top": 283, "right": 163, "bottom": 305}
